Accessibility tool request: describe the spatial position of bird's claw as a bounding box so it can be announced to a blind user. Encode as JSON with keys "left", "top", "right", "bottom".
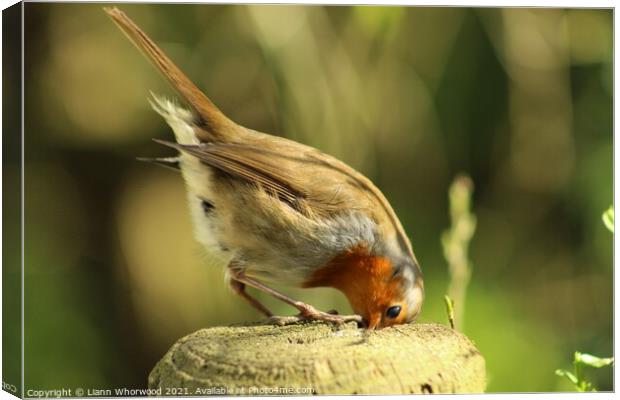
{"left": 265, "top": 307, "right": 363, "bottom": 327}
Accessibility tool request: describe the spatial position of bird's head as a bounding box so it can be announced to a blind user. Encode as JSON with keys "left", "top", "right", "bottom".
{"left": 345, "top": 256, "right": 424, "bottom": 330}
{"left": 305, "top": 248, "right": 424, "bottom": 330}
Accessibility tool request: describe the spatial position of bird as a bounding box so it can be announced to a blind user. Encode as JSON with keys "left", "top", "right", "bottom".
{"left": 105, "top": 7, "right": 424, "bottom": 329}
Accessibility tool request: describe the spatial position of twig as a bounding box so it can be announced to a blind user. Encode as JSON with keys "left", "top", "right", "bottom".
{"left": 444, "top": 295, "right": 455, "bottom": 329}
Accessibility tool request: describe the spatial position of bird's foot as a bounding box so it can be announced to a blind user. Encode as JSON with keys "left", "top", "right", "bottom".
{"left": 266, "top": 304, "right": 363, "bottom": 327}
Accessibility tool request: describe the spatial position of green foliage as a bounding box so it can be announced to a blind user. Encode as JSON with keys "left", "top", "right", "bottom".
{"left": 602, "top": 205, "right": 614, "bottom": 233}
{"left": 555, "top": 352, "right": 614, "bottom": 392}
{"left": 555, "top": 207, "right": 614, "bottom": 392}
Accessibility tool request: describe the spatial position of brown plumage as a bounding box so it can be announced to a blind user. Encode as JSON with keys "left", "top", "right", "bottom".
{"left": 106, "top": 7, "right": 424, "bottom": 329}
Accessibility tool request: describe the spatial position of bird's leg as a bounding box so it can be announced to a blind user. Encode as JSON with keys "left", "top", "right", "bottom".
{"left": 228, "top": 278, "right": 274, "bottom": 318}
{"left": 229, "top": 270, "right": 363, "bottom": 326}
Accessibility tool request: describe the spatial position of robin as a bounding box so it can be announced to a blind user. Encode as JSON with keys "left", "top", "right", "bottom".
{"left": 106, "top": 7, "right": 424, "bottom": 329}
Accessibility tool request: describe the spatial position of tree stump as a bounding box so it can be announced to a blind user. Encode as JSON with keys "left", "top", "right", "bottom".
{"left": 148, "top": 321, "right": 485, "bottom": 394}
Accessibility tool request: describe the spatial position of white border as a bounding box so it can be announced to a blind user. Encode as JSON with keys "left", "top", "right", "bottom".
{"left": 0, "top": 1, "right": 616, "bottom": 399}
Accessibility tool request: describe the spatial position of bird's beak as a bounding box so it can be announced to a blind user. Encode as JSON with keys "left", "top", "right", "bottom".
{"left": 365, "top": 314, "right": 381, "bottom": 330}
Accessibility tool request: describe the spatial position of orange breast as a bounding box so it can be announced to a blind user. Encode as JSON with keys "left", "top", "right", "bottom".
{"left": 303, "top": 246, "right": 403, "bottom": 316}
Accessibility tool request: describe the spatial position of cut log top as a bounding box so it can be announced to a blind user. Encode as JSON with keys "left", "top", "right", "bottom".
{"left": 148, "top": 321, "right": 486, "bottom": 395}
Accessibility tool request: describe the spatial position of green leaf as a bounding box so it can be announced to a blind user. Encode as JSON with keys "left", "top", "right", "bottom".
{"left": 575, "top": 352, "right": 614, "bottom": 368}
{"left": 602, "top": 206, "right": 614, "bottom": 233}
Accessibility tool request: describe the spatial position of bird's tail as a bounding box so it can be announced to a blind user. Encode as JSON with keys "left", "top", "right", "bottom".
{"left": 104, "top": 7, "right": 237, "bottom": 139}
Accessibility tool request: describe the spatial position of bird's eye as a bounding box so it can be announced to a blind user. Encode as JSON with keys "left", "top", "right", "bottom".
{"left": 386, "top": 305, "right": 402, "bottom": 319}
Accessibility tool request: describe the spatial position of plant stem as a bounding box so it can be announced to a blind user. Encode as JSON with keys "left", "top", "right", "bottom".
{"left": 442, "top": 175, "right": 476, "bottom": 331}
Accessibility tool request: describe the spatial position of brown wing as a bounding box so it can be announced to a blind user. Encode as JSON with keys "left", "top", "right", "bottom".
{"left": 154, "top": 140, "right": 340, "bottom": 215}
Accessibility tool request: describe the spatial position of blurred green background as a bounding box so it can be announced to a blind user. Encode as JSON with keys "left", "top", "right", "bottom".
{"left": 12, "top": 2, "right": 613, "bottom": 393}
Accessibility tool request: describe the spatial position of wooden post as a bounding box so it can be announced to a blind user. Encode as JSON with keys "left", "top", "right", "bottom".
{"left": 149, "top": 321, "right": 485, "bottom": 395}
